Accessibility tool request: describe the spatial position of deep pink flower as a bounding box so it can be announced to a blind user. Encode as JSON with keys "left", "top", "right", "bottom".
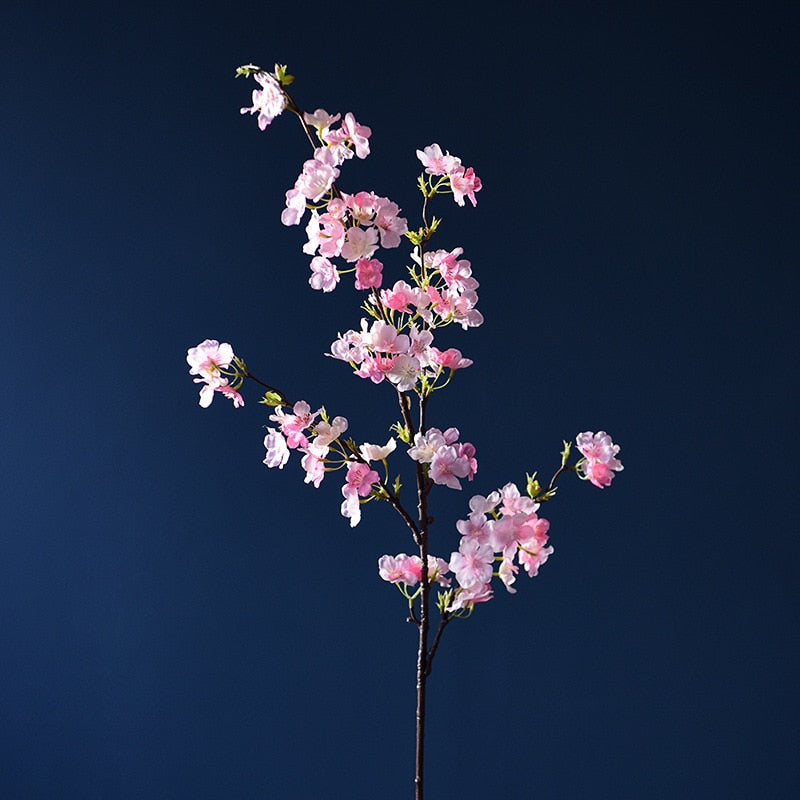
{"left": 429, "top": 347, "right": 473, "bottom": 370}
{"left": 354, "top": 257, "right": 383, "bottom": 290}
{"left": 345, "top": 462, "right": 380, "bottom": 497}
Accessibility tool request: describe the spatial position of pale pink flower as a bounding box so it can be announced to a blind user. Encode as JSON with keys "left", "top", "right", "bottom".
{"left": 373, "top": 199, "right": 408, "bottom": 248}
{"left": 281, "top": 187, "right": 307, "bottom": 226}
{"left": 354, "top": 257, "right": 383, "bottom": 290}
{"left": 467, "top": 492, "right": 501, "bottom": 516}
{"left": 387, "top": 354, "right": 421, "bottom": 392}
{"left": 408, "top": 326, "right": 434, "bottom": 368}
{"left": 340, "top": 226, "right": 379, "bottom": 262}
{"left": 240, "top": 71, "right": 286, "bottom": 130}
{"left": 302, "top": 211, "right": 322, "bottom": 255}
{"left": 449, "top": 538, "right": 494, "bottom": 590}
{"left": 187, "top": 340, "right": 240, "bottom": 408}
{"left": 340, "top": 485, "right": 362, "bottom": 527}
{"left": 366, "top": 320, "right": 409, "bottom": 353}
{"left": 498, "top": 483, "right": 538, "bottom": 517}
{"left": 315, "top": 213, "right": 346, "bottom": 258}
{"left": 430, "top": 445, "right": 471, "bottom": 490}
{"left": 303, "top": 108, "right": 341, "bottom": 136}
{"left": 313, "top": 416, "right": 348, "bottom": 447}
{"left": 425, "top": 555, "right": 452, "bottom": 587}
{"left": 309, "top": 256, "right": 340, "bottom": 292}
{"left": 378, "top": 553, "right": 420, "bottom": 585}
{"left": 498, "top": 556, "right": 519, "bottom": 593}
{"left": 359, "top": 438, "right": 397, "bottom": 462}
{"left": 301, "top": 450, "right": 326, "bottom": 488}
{"left": 447, "top": 582, "right": 493, "bottom": 612}
{"left": 263, "top": 429, "right": 290, "bottom": 469}
{"left": 295, "top": 156, "right": 339, "bottom": 203}
{"left": 407, "top": 429, "right": 448, "bottom": 464}
{"left": 416, "top": 143, "right": 461, "bottom": 176}
{"left": 327, "top": 112, "right": 372, "bottom": 159}
{"left": 187, "top": 339, "right": 234, "bottom": 380}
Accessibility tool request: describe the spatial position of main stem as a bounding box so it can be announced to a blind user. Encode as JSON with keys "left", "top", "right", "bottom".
{"left": 415, "top": 512, "right": 429, "bottom": 800}
{"left": 410, "top": 393, "right": 431, "bottom": 800}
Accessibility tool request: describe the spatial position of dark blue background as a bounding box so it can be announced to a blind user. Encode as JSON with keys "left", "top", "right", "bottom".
{"left": 2, "top": 2, "right": 797, "bottom": 798}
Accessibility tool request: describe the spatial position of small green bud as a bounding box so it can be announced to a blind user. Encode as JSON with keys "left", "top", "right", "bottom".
{"left": 259, "top": 390, "right": 284, "bottom": 407}
{"left": 560, "top": 440, "right": 572, "bottom": 467}
{"left": 391, "top": 421, "right": 412, "bottom": 444}
{"left": 235, "top": 63, "right": 262, "bottom": 78}
{"left": 274, "top": 63, "right": 295, "bottom": 86}
{"left": 526, "top": 472, "right": 541, "bottom": 498}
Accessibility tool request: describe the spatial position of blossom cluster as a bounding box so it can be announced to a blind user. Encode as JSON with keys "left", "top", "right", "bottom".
{"left": 275, "top": 106, "right": 411, "bottom": 293}
{"left": 186, "top": 339, "right": 244, "bottom": 408}
{"left": 329, "top": 317, "right": 473, "bottom": 394}
{"left": 416, "top": 143, "right": 483, "bottom": 207}
{"left": 378, "top": 481, "right": 552, "bottom": 612}
{"left": 239, "top": 70, "right": 286, "bottom": 130}
{"left": 263, "top": 399, "right": 404, "bottom": 527}
{"left": 408, "top": 427, "right": 477, "bottom": 490}
{"left": 263, "top": 400, "right": 349, "bottom": 485}
{"left": 576, "top": 430, "right": 625, "bottom": 488}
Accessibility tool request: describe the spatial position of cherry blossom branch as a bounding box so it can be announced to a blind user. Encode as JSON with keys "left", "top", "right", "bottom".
{"left": 189, "top": 66, "right": 626, "bottom": 800}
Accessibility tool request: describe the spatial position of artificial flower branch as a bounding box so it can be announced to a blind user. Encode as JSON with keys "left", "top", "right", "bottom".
{"left": 187, "top": 63, "right": 624, "bottom": 799}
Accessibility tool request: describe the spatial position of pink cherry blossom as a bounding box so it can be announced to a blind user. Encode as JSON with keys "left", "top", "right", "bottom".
{"left": 281, "top": 188, "right": 307, "bottom": 226}
{"left": 303, "top": 108, "right": 341, "bottom": 136}
{"left": 354, "top": 257, "right": 383, "bottom": 290}
{"left": 340, "top": 226, "right": 379, "bottom": 263}
{"left": 263, "top": 429, "right": 290, "bottom": 469}
{"left": 378, "top": 553, "right": 420, "bottom": 585}
{"left": 301, "top": 449, "right": 326, "bottom": 488}
{"left": 449, "top": 538, "right": 494, "bottom": 590}
{"left": 354, "top": 354, "right": 395, "bottom": 384}
{"left": 450, "top": 166, "right": 482, "bottom": 207}
{"left": 187, "top": 339, "right": 234, "bottom": 379}
{"left": 373, "top": 198, "right": 408, "bottom": 248}
{"left": 345, "top": 462, "right": 380, "bottom": 497}
{"left": 186, "top": 340, "right": 242, "bottom": 408}
{"left": 359, "top": 438, "right": 397, "bottom": 462}
{"left": 309, "top": 256, "right": 340, "bottom": 292}
{"left": 387, "top": 354, "right": 421, "bottom": 392}
{"left": 447, "top": 583, "right": 493, "bottom": 612}
{"left": 429, "top": 347, "right": 473, "bottom": 370}
{"left": 416, "top": 143, "right": 461, "bottom": 176}
{"left": 295, "top": 156, "right": 339, "bottom": 203}
{"left": 312, "top": 416, "right": 348, "bottom": 447}
{"left": 327, "top": 112, "right": 372, "bottom": 159}
{"left": 430, "top": 445, "right": 472, "bottom": 490}
{"left": 381, "top": 281, "right": 422, "bottom": 313}
{"left": 240, "top": 71, "right": 286, "bottom": 130}
{"left": 576, "top": 431, "right": 623, "bottom": 488}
